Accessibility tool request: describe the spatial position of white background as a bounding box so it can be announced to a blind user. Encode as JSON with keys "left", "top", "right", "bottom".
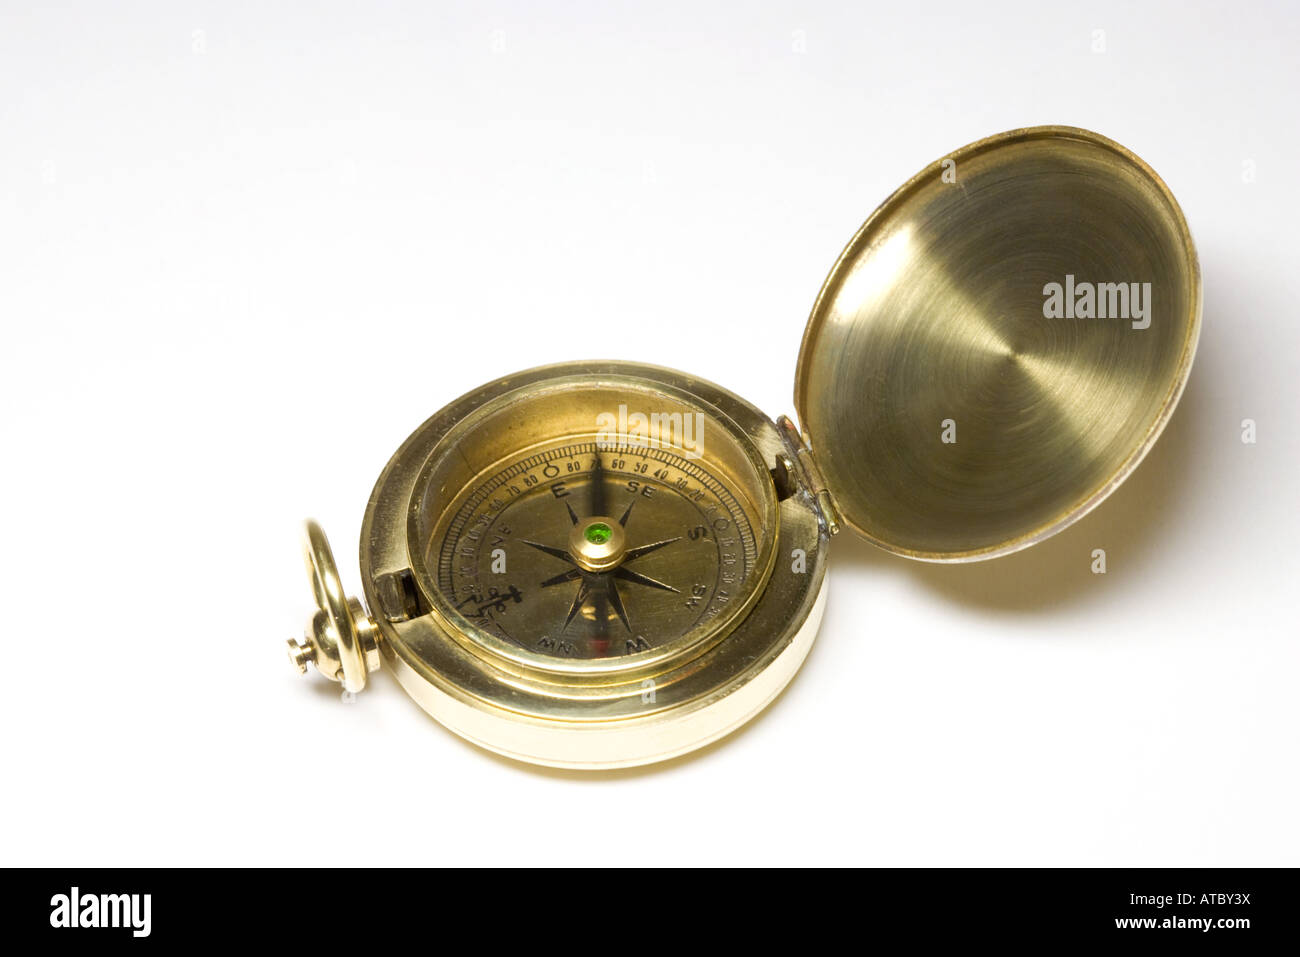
{"left": 2, "top": 1, "right": 1296, "bottom": 866}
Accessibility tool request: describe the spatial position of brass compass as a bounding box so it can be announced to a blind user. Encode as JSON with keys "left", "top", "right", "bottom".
{"left": 285, "top": 126, "right": 1201, "bottom": 769}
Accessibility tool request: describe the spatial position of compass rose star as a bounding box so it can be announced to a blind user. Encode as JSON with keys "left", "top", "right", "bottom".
{"left": 524, "top": 485, "right": 685, "bottom": 636}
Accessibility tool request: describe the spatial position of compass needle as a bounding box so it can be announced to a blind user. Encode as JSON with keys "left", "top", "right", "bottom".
{"left": 617, "top": 499, "right": 635, "bottom": 527}
{"left": 589, "top": 454, "right": 607, "bottom": 517}
{"left": 605, "top": 579, "right": 633, "bottom": 633}
{"left": 562, "top": 578, "right": 592, "bottom": 632}
{"left": 540, "top": 568, "right": 581, "bottom": 588}
{"left": 614, "top": 567, "right": 680, "bottom": 593}
{"left": 520, "top": 540, "right": 577, "bottom": 565}
{"left": 623, "top": 537, "right": 681, "bottom": 562}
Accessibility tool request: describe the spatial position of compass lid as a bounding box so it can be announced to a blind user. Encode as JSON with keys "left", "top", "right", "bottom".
{"left": 794, "top": 126, "right": 1201, "bottom": 562}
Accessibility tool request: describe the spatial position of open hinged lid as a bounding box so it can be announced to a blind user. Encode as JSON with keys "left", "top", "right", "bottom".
{"left": 794, "top": 126, "right": 1201, "bottom": 562}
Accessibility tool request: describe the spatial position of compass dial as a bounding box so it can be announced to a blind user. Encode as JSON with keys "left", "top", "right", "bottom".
{"left": 426, "top": 440, "right": 767, "bottom": 665}
{"left": 400, "top": 374, "right": 781, "bottom": 676}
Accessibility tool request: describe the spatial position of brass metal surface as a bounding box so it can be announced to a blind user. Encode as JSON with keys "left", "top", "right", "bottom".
{"left": 795, "top": 126, "right": 1201, "bottom": 561}
{"left": 287, "top": 520, "right": 380, "bottom": 693}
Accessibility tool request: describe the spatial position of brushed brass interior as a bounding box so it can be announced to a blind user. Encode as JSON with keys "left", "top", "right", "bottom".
{"left": 795, "top": 126, "right": 1201, "bottom": 561}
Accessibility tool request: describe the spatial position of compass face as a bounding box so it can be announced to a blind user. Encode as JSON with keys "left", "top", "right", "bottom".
{"left": 404, "top": 377, "right": 781, "bottom": 673}
{"left": 426, "top": 439, "right": 769, "bottom": 663}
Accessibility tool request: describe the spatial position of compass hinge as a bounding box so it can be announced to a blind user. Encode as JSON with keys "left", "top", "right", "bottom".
{"left": 775, "top": 415, "right": 842, "bottom": 536}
